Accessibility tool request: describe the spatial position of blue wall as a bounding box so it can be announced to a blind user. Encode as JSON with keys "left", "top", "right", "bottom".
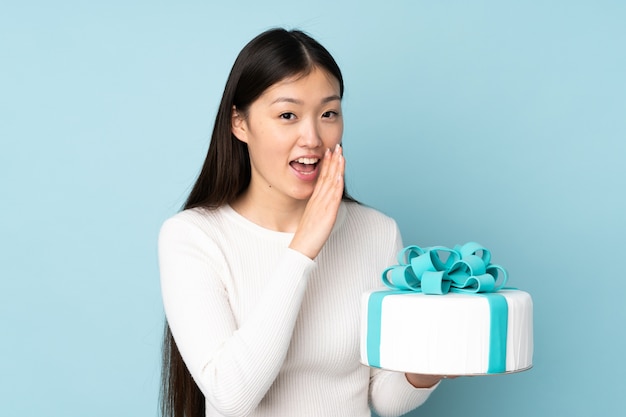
{"left": 2, "top": 1, "right": 624, "bottom": 416}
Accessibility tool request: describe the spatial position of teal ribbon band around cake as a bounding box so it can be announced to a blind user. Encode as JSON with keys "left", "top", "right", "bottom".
{"left": 366, "top": 242, "right": 509, "bottom": 374}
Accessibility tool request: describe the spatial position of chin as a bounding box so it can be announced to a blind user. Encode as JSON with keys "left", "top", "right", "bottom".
{"left": 289, "top": 187, "right": 315, "bottom": 202}
{"left": 292, "top": 193, "right": 314, "bottom": 202}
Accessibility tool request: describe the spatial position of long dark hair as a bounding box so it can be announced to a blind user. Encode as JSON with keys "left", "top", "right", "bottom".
{"left": 160, "top": 28, "right": 354, "bottom": 417}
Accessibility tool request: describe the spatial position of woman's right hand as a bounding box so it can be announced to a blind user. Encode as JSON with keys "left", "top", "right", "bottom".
{"left": 289, "top": 144, "right": 345, "bottom": 259}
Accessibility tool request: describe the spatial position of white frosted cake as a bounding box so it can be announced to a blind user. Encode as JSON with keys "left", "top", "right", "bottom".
{"left": 360, "top": 243, "right": 533, "bottom": 375}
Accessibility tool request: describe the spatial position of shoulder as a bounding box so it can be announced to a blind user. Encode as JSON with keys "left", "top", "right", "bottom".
{"left": 337, "top": 202, "right": 402, "bottom": 252}
{"left": 162, "top": 206, "right": 222, "bottom": 225}
{"left": 157, "top": 206, "right": 237, "bottom": 271}
{"left": 342, "top": 201, "right": 399, "bottom": 232}
{"left": 328, "top": 203, "right": 403, "bottom": 284}
{"left": 159, "top": 206, "right": 230, "bottom": 244}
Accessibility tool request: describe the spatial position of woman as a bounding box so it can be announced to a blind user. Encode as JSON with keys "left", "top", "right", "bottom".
{"left": 159, "top": 28, "right": 442, "bottom": 417}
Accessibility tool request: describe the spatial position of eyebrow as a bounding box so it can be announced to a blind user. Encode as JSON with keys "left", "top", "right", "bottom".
{"left": 271, "top": 95, "right": 341, "bottom": 105}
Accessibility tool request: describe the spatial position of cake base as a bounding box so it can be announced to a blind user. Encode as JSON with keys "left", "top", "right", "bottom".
{"left": 361, "top": 363, "right": 534, "bottom": 377}
{"left": 360, "top": 289, "right": 533, "bottom": 376}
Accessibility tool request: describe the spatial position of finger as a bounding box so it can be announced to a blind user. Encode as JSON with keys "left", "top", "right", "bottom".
{"left": 317, "top": 148, "right": 343, "bottom": 199}
{"left": 333, "top": 143, "right": 344, "bottom": 177}
{"left": 325, "top": 144, "right": 344, "bottom": 185}
{"left": 312, "top": 146, "right": 343, "bottom": 198}
{"left": 318, "top": 147, "right": 335, "bottom": 182}
{"left": 336, "top": 144, "right": 345, "bottom": 180}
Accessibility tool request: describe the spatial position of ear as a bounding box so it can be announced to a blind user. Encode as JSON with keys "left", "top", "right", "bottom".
{"left": 231, "top": 106, "right": 248, "bottom": 143}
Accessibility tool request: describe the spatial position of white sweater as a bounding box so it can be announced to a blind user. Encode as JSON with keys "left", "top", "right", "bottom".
{"left": 158, "top": 202, "right": 436, "bottom": 417}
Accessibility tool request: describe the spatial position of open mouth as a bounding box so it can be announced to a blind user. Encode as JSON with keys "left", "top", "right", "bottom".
{"left": 289, "top": 157, "right": 320, "bottom": 175}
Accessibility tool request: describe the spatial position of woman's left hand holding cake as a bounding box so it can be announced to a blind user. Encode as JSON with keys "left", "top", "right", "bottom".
{"left": 405, "top": 373, "right": 452, "bottom": 388}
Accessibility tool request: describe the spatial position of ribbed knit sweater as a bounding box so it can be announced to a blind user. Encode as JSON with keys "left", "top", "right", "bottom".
{"left": 158, "top": 202, "right": 436, "bottom": 417}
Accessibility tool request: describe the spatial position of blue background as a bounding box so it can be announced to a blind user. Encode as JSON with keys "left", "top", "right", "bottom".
{"left": 2, "top": 1, "right": 625, "bottom": 416}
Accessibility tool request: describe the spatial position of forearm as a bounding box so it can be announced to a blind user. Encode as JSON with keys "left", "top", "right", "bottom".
{"left": 160, "top": 218, "right": 315, "bottom": 416}
{"left": 195, "top": 251, "right": 312, "bottom": 415}
{"left": 369, "top": 369, "right": 439, "bottom": 417}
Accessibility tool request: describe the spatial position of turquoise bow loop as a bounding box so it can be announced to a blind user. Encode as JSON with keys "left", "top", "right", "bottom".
{"left": 382, "top": 242, "right": 508, "bottom": 295}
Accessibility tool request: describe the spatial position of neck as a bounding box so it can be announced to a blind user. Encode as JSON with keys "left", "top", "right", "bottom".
{"left": 230, "top": 189, "right": 307, "bottom": 233}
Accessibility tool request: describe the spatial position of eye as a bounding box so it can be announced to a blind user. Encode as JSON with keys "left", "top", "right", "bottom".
{"left": 280, "top": 112, "right": 296, "bottom": 120}
{"left": 322, "top": 111, "right": 338, "bottom": 119}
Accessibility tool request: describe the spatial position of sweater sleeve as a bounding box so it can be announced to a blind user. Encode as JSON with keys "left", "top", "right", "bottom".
{"left": 158, "top": 216, "right": 315, "bottom": 417}
{"left": 369, "top": 369, "right": 439, "bottom": 417}
{"left": 368, "top": 220, "right": 439, "bottom": 416}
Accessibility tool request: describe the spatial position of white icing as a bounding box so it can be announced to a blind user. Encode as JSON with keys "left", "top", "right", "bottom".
{"left": 361, "top": 289, "right": 533, "bottom": 375}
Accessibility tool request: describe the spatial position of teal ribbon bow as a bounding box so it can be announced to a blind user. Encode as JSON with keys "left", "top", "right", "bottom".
{"left": 381, "top": 242, "right": 508, "bottom": 294}
{"left": 366, "top": 242, "right": 510, "bottom": 374}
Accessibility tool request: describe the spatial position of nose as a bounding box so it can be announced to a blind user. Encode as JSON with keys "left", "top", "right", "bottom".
{"left": 298, "top": 118, "right": 323, "bottom": 149}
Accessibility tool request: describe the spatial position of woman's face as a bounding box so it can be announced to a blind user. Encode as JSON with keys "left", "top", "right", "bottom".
{"left": 232, "top": 66, "right": 343, "bottom": 205}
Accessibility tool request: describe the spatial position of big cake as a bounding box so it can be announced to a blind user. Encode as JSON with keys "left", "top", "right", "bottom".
{"left": 360, "top": 243, "right": 533, "bottom": 376}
